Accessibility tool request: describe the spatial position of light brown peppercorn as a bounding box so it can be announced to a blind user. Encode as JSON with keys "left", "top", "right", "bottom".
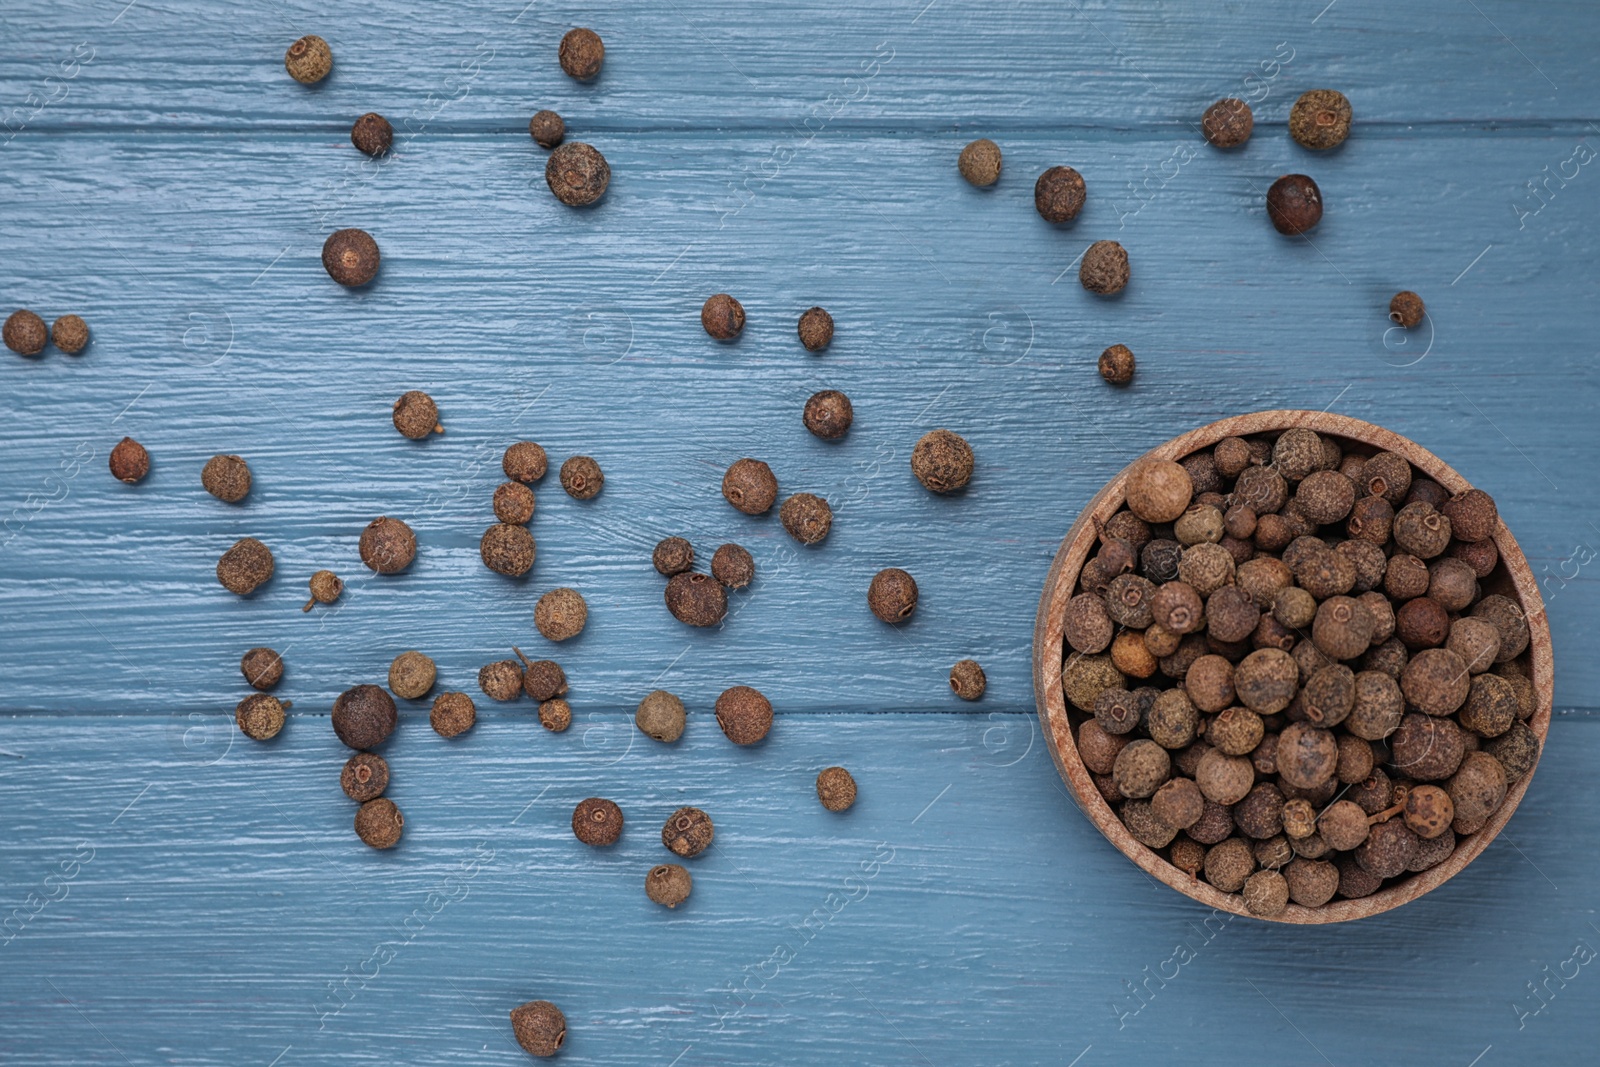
{"left": 653, "top": 536, "right": 694, "bottom": 577}
{"left": 332, "top": 684, "right": 397, "bottom": 750}
{"left": 1394, "top": 501, "right": 1452, "bottom": 559}
{"left": 1079, "top": 240, "right": 1129, "bottom": 294}
{"left": 503, "top": 441, "right": 549, "bottom": 484}
{"left": 360, "top": 516, "right": 416, "bottom": 574}
{"left": 236, "top": 694, "right": 289, "bottom": 740}
{"left": 1063, "top": 592, "right": 1114, "bottom": 654}
{"left": 538, "top": 699, "right": 572, "bottom": 732}
{"left": 1311, "top": 596, "right": 1374, "bottom": 661}
{"left": 701, "top": 293, "right": 746, "bottom": 340}
{"left": 4, "top": 309, "right": 48, "bottom": 355}
{"left": 1400, "top": 648, "right": 1471, "bottom": 716}
{"left": 1459, "top": 674, "right": 1518, "bottom": 738}
{"left": 817, "top": 766, "right": 857, "bottom": 811}
{"left": 1295, "top": 469, "right": 1356, "bottom": 524}
{"left": 1402, "top": 783, "right": 1454, "bottom": 839}
{"left": 572, "top": 797, "right": 623, "bottom": 846}
{"left": 1151, "top": 776, "right": 1205, "bottom": 829}
{"left": 1233, "top": 648, "right": 1299, "bottom": 715}
{"left": 779, "top": 493, "right": 833, "bottom": 545}
{"left": 722, "top": 458, "right": 778, "bottom": 515}
{"left": 528, "top": 109, "right": 565, "bottom": 148}
{"left": 867, "top": 568, "right": 918, "bottom": 623}
{"left": 1346, "top": 494, "right": 1394, "bottom": 544}
{"left": 430, "top": 692, "right": 476, "bottom": 738}
{"left": 199, "top": 454, "right": 252, "bottom": 503}
{"left": 716, "top": 685, "right": 773, "bottom": 745}
{"left": 1111, "top": 630, "right": 1159, "bottom": 679}
{"left": 493, "top": 481, "right": 536, "bottom": 525}
{"left": 480, "top": 523, "right": 535, "bottom": 577}
{"left": 1060, "top": 654, "right": 1126, "bottom": 712}
{"left": 1284, "top": 857, "right": 1339, "bottom": 907}
{"left": 1144, "top": 689, "right": 1199, "bottom": 750}
{"left": 341, "top": 752, "right": 389, "bottom": 802}
{"left": 1177, "top": 542, "right": 1234, "bottom": 597}
{"left": 1034, "top": 166, "right": 1086, "bottom": 222}
{"left": 949, "top": 659, "right": 986, "bottom": 700}
{"left": 241, "top": 647, "right": 283, "bottom": 691}
{"left": 636, "top": 690, "right": 686, "bottom": 742}
{"left": 559, "top": 455, "right": 603, "bottom": 499}
{"left": 797, "top": 306, "right": 834, "bottom": 351}
{"left": 514, "top": 649, "right": 569, "bottom": 703}
{"left": 665, "top": 572, "right": 728, "bottom": 626}
{"left": 1112, "top": 739, "right": 1171, "bottom": 799}
{"left": 545, "top": 142, "right": 610, "bottom": 206}
{"left": 510, "top": 1000, "right": 566, "bottom": 1058}
{"left": 1318, "top": 799, "right": 1372, "bottom": 852}
{"left": 559, "top": 27, "right": 605, "bottom": 79}
{"left": 1441, "top": 488, "right": 1498, "bottom": 544}
{"left": 1242, "top": 869, "right": 1289, "bottom": 917}
{"left": 1151, "top": 581, "right": 1204, "bottom": 635}
{"left": 1124, "top": 459, "right": 1193, "bottom": 523}
{"left": 910, "top": 429, "right": 974, "bottom": 493}
{"left": 662, "top": 807, "right": 714, "bottom": 857}
{"left": 217, "top": 537, "right": 274, "bottom": 595}
{"left": 1204, "top": 838, "right": 1256, "bottom": 893}
{"left": 388, "top": 650, "right": 436, "bottom": 699}
{"left": 1211, "top": 707, "right": 1267, "bottom": 757}
{"left": 1171, "top": 837, "right": 1207, "bottom": 877}
{"left": 803, "top": 390, "right": 853, "bottom": 439}
{"left": 1175, "top": 504, "right": 1225, "bottom": 546}
{"left": 1121, "top": 799, "right": 1178, "bottom": 849}
{"left": 1078, "top": 719, "right": 1131, "bottom": 775}
{"left": 535, "top": 587, "right": 588, "bottom": 641}
{"left": 1447, "top": 617, "right": 1501, "bottom": 674}
{"left": 50, "top": 314, "right": 89, "bottom": 354}
{"left": 646, "top": 863, "right": 693, "bottom": 908}
{"left": 479, "top": 659, "right": 524, "bottom": 702}
{"left": 959, "top": 138, "right": 1003, "bottom": 186}
{"left": 284, "top": 35, "right": 332, "bottom": 84}
{"left": 321, "top": 228, "right": 379, "bottom": 287}
{"left": 1185, "top": 655, "right": 1236, "bottom": 713}
{"left": 1195, "top": 748, "right": 1254, "bottom": 805}
{"left": 1202, "top": 97, "right": 1254, "bottom": 147}
{"left": 710, "top": 543, "right": 755, "bottom": 588}
{"left": 109, "top": 437, "right": 150, "bottom": 484}
{"left": 1301, "top": 664, "right": 1355, "bottom": 728}
{"left": 1281, "top": 798, "right": 1317, "bottom": 840}
{"left": 355, "top": 798, "right": 403, "bottom": 849}
{"left": 1098, "top": 344, "right": 1135, "bottom": 384}
{"left": 391, "top": 391, "right": 442, "bottom": 439}
{"left": 351, "top": 112, "right": 392, "bottom": 156}
{"left": 1384, "top": 553, "right": 1430, "bottom": 602}
{"left": 1289, "top": 89, "right": 1353, "bottom": 150}
{"left": 1389, "top": 290, "right": 1425, "bottom": 329}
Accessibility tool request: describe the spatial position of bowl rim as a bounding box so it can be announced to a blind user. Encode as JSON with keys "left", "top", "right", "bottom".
{"left": 1031, "top": 409, "right": 1553, "bottom": 924}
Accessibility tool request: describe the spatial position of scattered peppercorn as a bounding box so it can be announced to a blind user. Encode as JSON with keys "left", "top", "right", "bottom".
{"left": 711, "top": 543, "right": 755, "bottom": 589}
{"left": 3, "top": 310, "right": 48, "bottom": 355}
{"left": 236, "top": 694, "right": 289, "bottom": 740}
{"left": 341, "top": 752, "right": 389, "bottom": 802}
{"left": 303, "top": 569, "right": 343, "bottom": 611}
{"left": 572, "top": 797, "right": 623, "bottom": 846}
{"left": 355, "top": 798, "right": 403, "bottom": 849}
{"left": 534, "top": 587, "right": 588, "bottom": 642}
{"left": 1289, "top": 89, "right": 1353, "bottom": 150}
{"left": 646, "top": 863, "right": 692, "bottom": 908}
{"left": 867, "top": 568, "right": 918, "bottom": 623}
{"left": 559, "top": 27, "right": 605, "bottom": 80}
{"left": 1079, "top": 240, "right": 1129, "bottom": 294}
{"left": 636, "top": 689, "right": 686, "bottom": 742}
{"left": 493, "top": 481, "right": 536, "bottom": 525}
{"left": 284, "top": 35, "right": 332, "bottom": 84}
{"left": 701, "top": 293, "right": 745, "bottom": 341}
{"left": 503, "top": 441, "right": 549, "bottom": 483}
{"left": 722, "top": 458, "right": 778, "bottom": 515}
{"left": 392, "top": 391, "right": 442, "bottom": 439}
{"left": 388, "top": 650, "right": 436, "bottom": 700}
{"left": 1202, "top": 98, "right": 1253, "bottom": 148}
{"left": 816, "top": 766, "right": 857, "bottom": 811}
{"left": 321, "top": 228, "right": 380, "bottom": 287}
{"left": 332, "top": 684, "right": 397, "bottom": 750}
{"left": 201, "top": 454, "right": 251, "bottom": 503}
{"left": 514, "top": 648, "right": 568, "bottom": 702}
{"left": 1389, "top": 291, "right": 1424, "bottom": 329}
{"left": 545, "top": 142, "right": 610, "bottom": 206}
{"left": 1098, "top": 344, "right": 1135, "bottom": 384}
{"left": 480, "top": 523, "right": 536, "bottom": 577}
{"left": 358, "top": 516, "right": 415, "bottom": 575}
{"left": 528, "top": 109, "right": 565, "bottom": 148}
{"left": 665, "top": 572, "right": 727, "bottom": 626}
{"left": 803, "top": 390, "right": 854, "bottom": 439}
{"left": 662, "top": 807, "right": 714, "bottom": 858}
{"left": 50, "top": 314, "right": 89, "bottom": 354}
{"left": 109, "top": 436, "right": 150, "bottom": 484}
{"left": 797, "top": 306, "right": 834, "bottom": 351}
{"left": 431, "top": 692, "right": 476, "bottom": 738}
{"left": 539, "top": 699, "right": 572, "bottom": 731}
{"left": 653, "top": 537, "right": 694, "bottom": 577}
{"left": 950, "top": 659, "right": 986, "bottom": 701}
{"left": 716, "top": 685, "right": 773, "bottom": 745}
{"left": 350, "top": 112, "right": 392, "bottom": 156}
{"left": 559, "top": 455, "right": 603, "bottom": 499}
{"left": 910, "top": 429, "right": 974, "bottom": 493}
{"left": 1266, "top": 174, "right": 1322, "bottom": 235}
{"left": 959, "top": 138, "right": 1002, "bottom": 186}
{"left": 1034, "top": 166, "right": 1086, "bottom": 223}
{"left": 479, "top": 659, "right": 524, "bottom": 702}
{"left": 241, "top": 647, "right": 283, "bottom": 690}
{"left": 510, "top": 1000, "right": 566, "bottom": 1058}
{"left": 217, "top": 537, "right": 274, "bottom": 595}
{"left": 779, "top": 493, "right": 833, "bottom": 545}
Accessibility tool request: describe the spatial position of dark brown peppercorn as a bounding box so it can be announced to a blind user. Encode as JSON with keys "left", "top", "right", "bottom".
{"left": 109, "top": 437, "right": 150, "bottom": 484}
{"left": 949, "top": 659, "right": 986, "bottom": 700}
{"left": 1077, "top": 719, "right": 1130, "bottom": 774}
{"left": 559, "top": 27, "right": 604, "bottom": 80}
{"left": 480, "top": 523, "right": 535, "bottom": 577}
{"left": 572, "top": 797, "right": 623, "bottom": 846}
{"left": 515, "top": 649, "right": 569, "bottom": 702}
{"left": 350, "top": 112, "right": 392, "bottom": 156}
{"left": 217, "top": 537, "right": 274, "bottom": 595}
{"left": 711, "top": 543, "right": 755, "bottom": 588}
{"left": 241, "top": 647, "right": 283, "bottom": 691}
{"left": 647, "top": 864, "right": 693, "bottom": 908}
{"left": 1203, "top": 586, "right": 1258, "bottom": 645}
{"left": 1295, "top": 469, "right": 1356, "bottom": 524}
{"left": 1391, "top": 712, "right": 1465, "bottom": 780}
{"left": 1448, "top": 750, "right": 1508, "bottom": 834}
{"left": 867, "top": 568, "right": 918, "bottom": 623}
{"left": 479, "top": 659, "right": 524, "bottom": 702}
{"left": 653, "top": 537, "right": 694, "bottom": 577}
{"left": 321, "top": 228, "right": 379, "bottom": 287}
{"left": 430, "top": 692, "right": 476, "bottom": 738}
{"left": 1171, "top": 837, "right": 1207, "bottom": 876}
{"left": 1272, "top": 428, "right": 1324, "bottom": 482}
{"left": 1284, "top": 857, "right": 1339, "bottom": 907}
{"left": 1360, "top": 452, "right": 1412, "bottom": 505}
{"left": 1234, "top": 783, "right": 1286, "bottom": 840}
{"left": 528, "top": 109, "right": 565, "bottom": 148}
{"left": 804, "top": 390, "right": 853, "bottom": 439}
{"left": 1266, "top": 174, "right": 1323, "bottom": 235}
{"left": 1079, "top": 240, "right": 1129, "bottom": 295}
{"left": 959, "top": 138, "right": 1003, "bottom": 186}
{"left": 1459, "top": 674, "right": 1518, "bottom": 738}
{"left": 389, "top": 650, "right": 436, "bottom": 699}
{"left": 1388, "top": 290, "right": 1425, "bottom": 329}
{"left": 1098, "top": 344, "right": 1135, "bottom": 384}
{"left": 1033, "top": 166, "right": 1086, "bottom": 222}
{"left": 200, "top": 454, "right": 251, "bottom": 503}
{"left": 392, "top": 391, "right": 442, "bottom": 440}
{"left": 1141, "top": 539, "right": 1185, "bottom": 584}
{"left": 701, "top": 293, "right": 745, "bottom": 341}
{"left": 636, "top": 690, "right": 686, "bottom": 742}
{"left": 1472, "top": 595, "right": 1530, "bottom": 662}
{"left": 284, "top": 35, "right": 332, "bottom": 84}
{"left": 1289, "top": 89, "right": 1352, "bottom": 150}
{"left": 50, "top": 314, "right": 89, "bottom": 354}
{"left": 493, "top": 481, "right": 536, "bottom": 525}
{"left": 797, "top": 306, "right": 834, "bottom": 351}
{"left": 1311, "top": 595, "right": 1374, "bottom": 661}
{"left": 1395, "top": 596, "right": 1450, "bottom": 650}
{"left": 236, "top": 694, "right": 288, "bottom": 741}
{"left": 1384, "top": 553, "right": 1430, "bottom": 601}
{"left": 1345, "top": 495, "right": 1394, "bottom": 545}
{"left": 1427, "top": 557, "right": 1478, "bottom": 613}
{"left": 1202, "top": 97, "right": 1254, "bottom": 147}
{"left": 355, "top": 798, "right": 403, "bottom": 849}
{"left": 332, "top": 684, "right": 397, "bottom": 750}
{"left": 559, "top": 455, "right": 603, "bottom": 499}
{"left": 1448, "top": 617, "right": 1501, "bottom": 674}
{"left": 1233, "top": 648, "right": 1299, "bottom": 715}
{"left": 341, "top": 752, "right": 389, "bottom": 802}
{"left": 535, "top": 587, "right": 588, "bottom": 641}
{"left": 1151, "top": 581, "right": 1205, "bottom": 636}
{"left": 910, "top": 429, "right": 974, "bottom": 493}
{"left": 1185, "top": 655, "right": 1235, "bottom": 713}
{"left": 1451, "top": 535, "right": 1499, "bottom": 579}
{"left": 1145, "top": 689, "right": 1199, "bottom": 749}
{"left": 357, "top": 517, "right": 414, "bottom": 580}
{"left": 1345, "top": 670, "right": 1404, "bottom": 739}
{"left": 715, "top": 685, "right": 772, "bottom": 745}
{"left": 1151, "top": 777, "right": 1204, "bottom": 830}
{"left": 539, "top": 699, "right": 572, "bottom": 732}
{"left": 663, "top": 807, "right": 714, "bottom": 857}
{"left": 1441, "top": 488, "right": 1498, "bottom": 544}
{"left": 1394, "top": 501, "right": 1452, "bottom": 559}
{"left": 1301, "top": 663, "right": 1355, "bottom": 727}
{"left": 665, "top": 572, "right": 727, "bottom": 626}
{"left": 1094, "top": 688, "right": 1142, "bottom": 736}
{"left": 723, "top": 458, "right": 778, "bottom": 515}
{"left": 1484, "top": 720, "right": 1540, "bottom": 784}
{"left": 4, "top": 309, "right": 48, "bottom": 356}
{"left": 503, "top": 441, "right": 549, "bottom": 484}
{"left": 546, "top": 142, "right": 610, "bottom": 206}
{"left": 510, "top": 1000, "right": 566, "bottom": 1058}
{"left": 1355, "top": 819, "right": 1418, "bottom": 879}
{"left": 779, "top": 493, "right": 833, "bottom": 545}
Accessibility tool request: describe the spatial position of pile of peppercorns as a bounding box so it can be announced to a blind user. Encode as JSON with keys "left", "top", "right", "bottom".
{"left": 1061, "top": 428, "right": 1537, "bottom": 917}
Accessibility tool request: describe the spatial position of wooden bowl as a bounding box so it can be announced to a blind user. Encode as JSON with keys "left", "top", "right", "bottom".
{"left": 1032, "top": 410, "right": 1553, "bottom": 923}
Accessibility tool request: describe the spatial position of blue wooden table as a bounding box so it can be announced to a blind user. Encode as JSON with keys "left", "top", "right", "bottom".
{"left": 3, "top": 1, "right": 1598, "bottom": 1063}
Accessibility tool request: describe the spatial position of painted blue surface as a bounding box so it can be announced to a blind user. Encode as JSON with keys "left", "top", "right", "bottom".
{"left": 2, "top": 1, "right": 1598, "bottom": 1064}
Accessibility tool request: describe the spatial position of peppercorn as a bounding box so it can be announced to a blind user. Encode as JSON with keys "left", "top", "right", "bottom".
{"left": 636, "top": 689, "right": 686, "bottom": 742}
{"left": 1097, "top": 344, "right": 1135, "bottom": 384}
{"left": 1276, "top": 721, "right": 1338, "bottom": 790}
{"left": 1446, "top": 617, "right": 1500, "bottom": 674}
{"left": 539, "top": 699, "right": 571, "bottom": 731}
{"left": 1484, "top": 720, "right": 1540, "bottom": 784}
{"left": 1457, "top": 674, "right": 1517, "bottom": 738}
{"left": 1203, "top": 838, "right": 1256, "bottom": 892}
{"left": 487, "top": 481, "right": 534, "bottom": 527}
{"left": 948, "top": 659, "right": 986, "bottom": 701}
{"left": 480, "top": 523, "right": 535, "bottom": 577}
{"left": 529, "top": 109, "right": 565, "bottom": 148}
{"left": 665, "top": 572, "right": 727, "bottom": 626}
{"left": 1312, "top": 800, "right": 1367, "bottom": 852}
{"left": 1183, "top": 654, "right": 1234, "bottom": 713}
{"left": 431, "top": 692, "right": 476, "bottom": 738}
{"left": 1170, "top": 837, "right": 1207, "bottom": 877}
{"left": 559, "top": 455, "right": 604, "bottom": 499}
{"left": 1266, "top": 174, "right": 1322, "bottom": 235}
{"left": 797, "top": 306, "right": 834, "bottom": 351}
{"left": 1391, "top": 712, "right": 1466, "bottom": 781}
{"left": 332, "top": 684, "right": 397, "bottom": 750}
{"left": 859, "top": 567, "right": 919, "bottom": 624}
{"left": 1238, "top": 868, "right": 1288, "bottom": 917}
{"left": 1194, "top": 748, "right": 1253, "bottom": 805}
{"left": 1112, "top": 631, "right": 1159, "bottom": 679}
{"left": 1289, "top": 638, "right": 1333, "bottom": 684}
{"left": 646, "top": 863, "right": 693, "bottom": 909}
{"left": 1212, "top": 707, "right": 1268, "bottom": 758}
{"left": 799, "top": 389, "right": 854, "bottom": 440}
{"left": 1183, "top": 452, "right": 1224, "bottom": 495}
{"left": 722, "top": 458, "right": 778, "bottom": 515}
{"left": 1079, "top": 240, "right": 1129, "bottom": 294}
{"left": 387, "top": 391, "right": 441, "bottom": 440}
{"left": 572, "top": 797, "right": 623, "bottom": 846}
{"left": 1107, "top": 739, "right": 1167, "bottom": 799}
{"left": 716, "top": 685, "right": 772, "bottom": 745}
{"left": 1138, "top": 539, "right": 1182, "bottom": 585}
{"left": 1399, "top": 647, "right": 1471, "bottom": 717}
{"left": 1309, "top": 596, "right": 1373, "bottom": 662}
{"left": 3, "top": 309, "right": 48, "bottom": 355}
{"left": 1178, "top": 796, "right": 1228, "bottom": 845}
{"left": 1147, "top": 583, "right": 1201, "bottom": 638}
{"left": 1297, "top": 663, "right": 1353, "bottom": 728}
{"left": 1121, "top": 799, "right": 1178, "bottom": 849}
{"left": 1202, "top": 97, "right": 1254, "bottom": 148}
{"left": 1395, "top": 596, "right": 1449, "bottom": 650}
{"left": 1380, "top": 554, "right": 1428, "bottom": 603}
{"left": 341, "top": 752, "right": 389, "bottom": 802}
{"left": 1227, "top": 648, "right": 1297, "bottom": 715}
{"left": 1093, "top": 688, "right": 1141, "bottom": 736}
{"left": 545, "top": 142, "right": 610, "bottom": 206}
{"left": 1150, "top": 776, "right": 1204, "bottom": 830}
{"left": 195, "top": 454, "right": 252, "bottom": 504}
{"left": 284, "top": 35, "right": 332, "bottom": 84}
{"left": 662, "top": 807, "right": 714, "bottom": 857}
{"left": 958, "top": 138, "right": 1003, "bottom": 186}
{"left": 236, "top": 694, "right": 289, "bottom": 740}
{"left": 652, "top": 537, "right": 694, "bottom": 577}
{"left": 503, "top": 442, "right": 548, "bottom": 484}
{"left": 1060, "top": 654, "right": 1126, "bottom": 712}
{"left": 350, "top": 112, "right": 392, "bottom": 156}
{"left": 51, "top": 314, "right": 89, "bottom": 354}
{"left": 380, "top": 651, "right": 433, "bottom": 702}
{"left": 1281, "top": 857, "right": 1337, "bottom": 907}
{"left": 1174, "top": 504, "right": 1223, "bottom": 546}
{"left": 355, "top": 797, "right": 403, "bottom": 849}
{"left": 779, "top": 492, "right": 833, "bottom": 544}
{"left": 535, "top": 587, "right": 588, "bottom": 641}
{"left": 1123, "top": 459, "right": 1192, "bottom": 524}
{"left": 559, "top": 27, "right": 604, "bottom": 79}
{"left": 510, "top": 1000, "right": 566, "bottom": 1058}
{"left": 1289, "top": 89, "right": 1352, "bottom": 150}
{"left": 479, "top": 659, "right": 523, "bottom": 702}
{"left": 1173, "top": 544, "right": 1231, "bottom": 599}
{"left": 108, "top": 437, "right": 150, "bottom": 484}
{"left": 321, "top": 228, "right": 379, "bottom": 287}
{"left": 1407, "top": 478, "right": 1451, "bottom": 509}
{"left": 1034, "top": 166, "right": 1085, "bottom": 222}
{"left": 1296, "top": 470, "right": 1356, "bottom": 525}
{"left": 1451, "top": 536, "right": 1499, "bottom": 578}
{"left": 1395, "top": 501, "right": 1452, "bottom": 559}
{"left": 1102, "top": 512, "right": 1152, "bottom": 549}
{"left": 1355, "top": 818, "right": 1418, "bottom": 879}
{"left": 1077, "top": 719, "right": 1130, "bottom": 775}
{"left": 699, "top": 544, "right": 751, "bottom": 591}
{"left": 1379, "top": 292, "right": 1427, "bottom": 333}
{"left": 1401, "top": 783, "right": 1453, "bottom": 839}
{"left": 1136, "top": 689, "right": 1193, "bottom": 750}
{"left": 1409, "top": 828, "right": 1457, "bottom": 872}
{"left": 694, "top": 293, "right": 747, "bottom": 343}
{"left": 1472, "top": 595, "right": 1530, "bottom": 662}
{"left": 216, "top": 537, "right": 274, "bottom": 596}
{"left": 515, "top": 652, "right": 570, "bottom": 709}
{"left": 1450, "top": 750, "right": 1509, "bottom": 834}
{"left": 1279, "top": 797, "right": 1316, "bottom": 840}
{"left": 909, "top": 429, "right": 974, "bottom": 494}
{"left": 1436, "top": 490, "right": 1496, "bottom": 547}
{"left": 1232, "top": 782, "right": 1284, "bottom": 839}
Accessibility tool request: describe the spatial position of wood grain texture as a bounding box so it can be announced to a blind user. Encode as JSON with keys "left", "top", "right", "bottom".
{"left": 2, "top": 0, "right": 1599, "bottom": 1062}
